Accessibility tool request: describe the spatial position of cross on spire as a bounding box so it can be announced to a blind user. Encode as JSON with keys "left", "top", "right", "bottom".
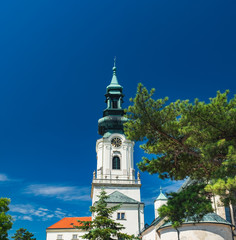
{"left": 113, "top": 56, "right": 117, "bottom": 75}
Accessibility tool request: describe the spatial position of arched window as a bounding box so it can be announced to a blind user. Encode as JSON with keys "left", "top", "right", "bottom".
{"left": 112, "top": 156, "right": 120, "bottom": 169}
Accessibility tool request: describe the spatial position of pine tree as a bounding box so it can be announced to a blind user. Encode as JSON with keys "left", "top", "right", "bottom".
{"left": 12, "top": 228, "right": 36, "bottom": 240}
{"left": 124, "top": 83, "right": 236, "bottom": 226}
{"left": 76, "top": 189, "right": 138, "bottom": 240}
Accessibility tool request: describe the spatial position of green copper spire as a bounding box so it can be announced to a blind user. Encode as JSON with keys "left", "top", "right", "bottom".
{"left": 105, "top": 58, "right": 123, "bottom": 111}
{"left": 107, "top": 57, "right": 121, "bottom": 88}
{"left": 155, "top": 186, "right": 167, "bottom": 201}
{"left": 98, "top": 59, "right": 127, "bottom": 137}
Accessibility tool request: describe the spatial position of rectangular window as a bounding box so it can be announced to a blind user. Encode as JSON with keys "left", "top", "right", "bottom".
{"left": 117, "top": 212, "right": 125, "bottom": 220}
{"left": 57, "top": 235, "right": 63, "bottom": 240}
{"left": 72, "top": 234, "right": 78, "bottom": 239}
{"left": 225, "top": 207, "right": 232, "bottom": 223}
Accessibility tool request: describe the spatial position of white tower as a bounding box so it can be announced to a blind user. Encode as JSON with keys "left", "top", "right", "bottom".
{"left": 154, "top": 187, "right": 167, "bottom": 219}
{"left": 91, "top": 62, "right": 144, "bottom": 236}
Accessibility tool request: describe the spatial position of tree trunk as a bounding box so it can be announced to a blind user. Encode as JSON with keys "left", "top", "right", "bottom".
{"left": 176, "top": 228, "right": 180, "bottom": 240}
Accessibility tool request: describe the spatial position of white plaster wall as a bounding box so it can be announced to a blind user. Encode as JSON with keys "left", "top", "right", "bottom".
{"left": 212, "top": 195, "right": 227, "bottom": 220}
{"left": 91, "top": 187, "right": 144, "bottom": 236}
{"left": 140, "top": 204, "right": 145, "bottom": 234}
{"left": 46, "top": 230, "right": 87, "bottom": 240}
{"left": 96, "top": 134, "right": 135, "bottom": 180}
{"left": 110, "top": 203, "right": 144, "bottom": 236}
{"left": 160, "top": 223, "right": 233, "bottom": 240}
{"left": 154, "top": 200, "right": 167, "bottom": 219}
{"left": 142, "top": 227, "right": 160, "bottom": 240}
{"left": 96, "top": 141, "right": 103, "bottom": 178}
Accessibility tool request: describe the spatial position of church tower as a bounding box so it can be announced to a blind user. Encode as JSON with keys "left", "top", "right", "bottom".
{"left": 91, "top": 61, "right": 144, "bottom": 236}
{"left": 154, "top": 187, "right": 167, "bottom": 219}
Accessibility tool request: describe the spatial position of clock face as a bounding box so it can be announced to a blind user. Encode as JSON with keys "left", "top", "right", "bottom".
{"left": 111, "top": 137, "right": 122, "bottom": 148}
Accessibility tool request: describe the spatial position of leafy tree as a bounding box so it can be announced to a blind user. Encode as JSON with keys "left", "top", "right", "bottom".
{"left": 0, "top": 198, "right": 13, "bottom": 240}
{"left": 12, "top": 228, "right": 36, "bottom": 240}
{"left": 124, "top": 83, "right": 236, "bottom": 226}
{"left": 76, "top": 189, "right": 137, "bottom": 240}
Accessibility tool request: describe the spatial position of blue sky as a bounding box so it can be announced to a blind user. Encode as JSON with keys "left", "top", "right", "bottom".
{"left": 0, "top": 0, "right": 235, "bottom": 239}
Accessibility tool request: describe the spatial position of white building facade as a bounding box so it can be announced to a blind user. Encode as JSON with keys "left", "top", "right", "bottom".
{"left": 46, "top": 217, "right": 91, "bottom": 240}
{"left": 46, "top": 63, "right": 144, "bottom": 239}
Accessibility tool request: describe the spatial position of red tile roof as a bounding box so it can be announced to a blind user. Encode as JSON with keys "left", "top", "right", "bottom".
{"left": 47, "top": 217, "right": 92, "bottom": 229}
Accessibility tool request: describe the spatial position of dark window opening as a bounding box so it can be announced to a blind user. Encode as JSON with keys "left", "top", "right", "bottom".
{"left": 112, "top": 101, "right": 118, "bottom": 109}
{"left": 225, "top": 207, "right": 232, "bottom": 223}
{"left": 112, "top": 156, "right": 120, "bottom": 169}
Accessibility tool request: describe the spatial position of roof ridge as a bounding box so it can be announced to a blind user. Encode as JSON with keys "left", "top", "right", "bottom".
{"left": 106, "top": 191, "right": 139, "bottom": 203}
